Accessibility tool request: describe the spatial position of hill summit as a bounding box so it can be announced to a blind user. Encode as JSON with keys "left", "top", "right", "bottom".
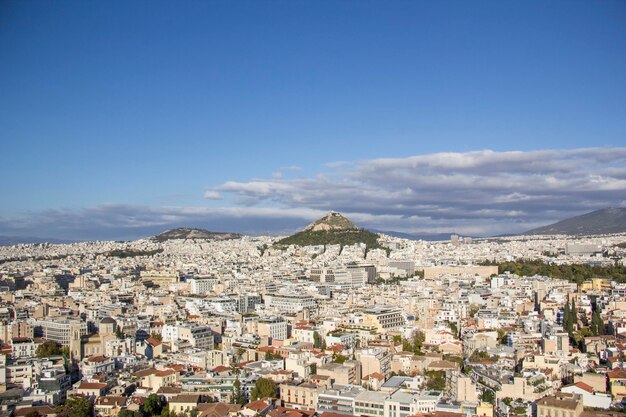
{"left": 153, "top": 228, "right": 241, "bottom": 242}
{"left": 304, "top": 211, "right": 358, "bottom": 232}
{"left": 525, "top": 207, "right": 626, "bottom": 236}
{"left": 276, "top": 212, "right": 382, "bottom": 249}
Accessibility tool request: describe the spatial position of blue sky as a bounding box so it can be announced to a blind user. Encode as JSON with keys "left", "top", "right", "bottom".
{"left": 1, "top": 1, "right": 625, "bottom": 239}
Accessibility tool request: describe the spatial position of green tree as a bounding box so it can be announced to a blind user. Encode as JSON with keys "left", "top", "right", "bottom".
{"left": 480, "top": 389, "right": 495, "bottom": 404}
{"left": 119, "top": 411, "right": 137, "bottom": 417}
{"left": 411, "top": 330, "right": 425, "bottom": 355}
{"left": 143, "top": 393, "right": 164, "bottom": 416}
{"left": 401, "top": 338, "right": 412, "bottom": 352}
{"left": 333, "top": 354, "right": 348, "bottom": 364}
{"left": 251, "top": 377, "right": 277, "bottom": 400}
{"left": 150, "top": 333, "right": 163, "bottom": 342}
{"left": 591, "top": 308, "right": 605, "bottom": 336}
{"left": 570, "top": 298, "right": 577, "bottom": 331}
{"left": 115, "top": 326, "right": 125, "bottom": 339}
{"left": 425, "top": 370, "right": 446, "bottom": 391}
{"left": 231, "top": 378, "right": 245, "bottom": 405}
{"left": 563, "top": 301, "right": 571, "bottom": 333}
{"left": 310, "top": 363, "right": 317, "bottom": 375}
{"left": 264, "top": 350, "right": 283, "bottom": 361}
{"left": 58, "top": 395, "right": 92, "bottom": 417}
{"left": 446, "top": 321, "right": 458, "bottom": 336}
{"left": 313, "top": 332, "right": 323, "bottom": 349}
{"left": 189, "top": 410, "right": 199, "bottom": 417}
{"left": 497, "top": 329, "right": 508, "bottom": 345}
{"left": 36, "top": 340, "right": 63, "bottom": 358}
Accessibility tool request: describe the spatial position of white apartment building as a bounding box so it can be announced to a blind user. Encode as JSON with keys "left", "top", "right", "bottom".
{"left": 36, "top": 319, "right": 87, "bottom": 347}
{"left": 362, "top": 307, "right": 405, "bottom": 333}
{"left": 264, "top": 294, "right": 317, "bottom": 313}
{"left": 258, "top": 317, "right": 288, "bottom": 341}
{"left": 179, "top": 324, "right": 214, "bottom": 350}
{"left": 11, "top": 338, "right": 37, "bottom": 359}
{"left": 188, "top": 277, "right": 219, "bottom": 294}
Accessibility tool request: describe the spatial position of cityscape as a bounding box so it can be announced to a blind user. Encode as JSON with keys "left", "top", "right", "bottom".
{"left": 1, "top": 2, "right": 626, "bottom": 417}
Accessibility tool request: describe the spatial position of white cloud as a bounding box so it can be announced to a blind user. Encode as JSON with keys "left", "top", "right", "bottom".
{"left": 209, "top": 147, "right": 626, "bottom": 233}
{"left": 203, "top": 191, "right": 222, "bottom": 200}
{"left": 3, "top": 147, "right": 625, "bottom": 240}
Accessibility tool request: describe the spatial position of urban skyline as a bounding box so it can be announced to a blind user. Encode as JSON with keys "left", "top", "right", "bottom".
{"left": 2, "top": 1, "right": 626, "bottom": 240}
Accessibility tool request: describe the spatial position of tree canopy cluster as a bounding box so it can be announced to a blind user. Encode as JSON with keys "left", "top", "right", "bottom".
{"left": 400, "top": 330, "right": 425, "bottom": 355}
{"left": 251, "top": 377, "right": 277, "bottom": 401}
{"left": 105, "top": 248, "right": 164, "bottom": 258}
{"left": 35, "top": 340, "right": 68, "bottom": 358}
{"left": 484, "top": 259, "right": 626, "bottom": 284}
{"left": 275, "top": 229, "right": 383, "bottom": 250}
{"left": 117, "top": 394, "right": 179, "bottom": 417}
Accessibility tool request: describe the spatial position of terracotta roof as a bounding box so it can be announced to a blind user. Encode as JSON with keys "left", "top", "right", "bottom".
{"left": 573, "top": 381, "right": 595, "bottom": 393}
{"left": 270, "top": 408, "right": 315, "bottom": 417}
{"left": 245, "top": 399, "right": 271, "bottom": 412}
{"left": 146, "top": 337, "right": 162, "bottom": 346}
{"left": 87, "top": 355, "right": 109, "bottom": 363}
{"left": 11, "top": 337, "right": 33, "bottom": 343}
{"left": 197, "top": 402, "right": 242, "bottom": 417}
{"left": 14, "top": 406, "right": 57, "bottom": 417}
{"left": 170, "top": 394, "right": 201, "bottom": 404}
{"left": 95, "top": 396, "right": 126, "bottom": 406}
{"left": 363, "top": 372, "right": 385, "bottom": 381}
{"left": 428, "top": 360, "right": 458, "bottom": 369}
{"left": 78, "top": 382, "right": 107, "bottom": 390}
{"left": 155, "top": 369, "right": 175, "bottom": 377}
{"left": 212, "top": 365, "right": 231, "bottom": 373}
{"left": 157, "top": 386, "right": 183, "bottom": 394}
{"left": 608, "top": 369, "right": 626, "bottom": 379}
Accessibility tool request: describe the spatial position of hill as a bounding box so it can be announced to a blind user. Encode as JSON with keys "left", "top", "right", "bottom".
{"left": 525, "top": 207, "right": 626, "bottom": 236}
{"left": 275, "top": 212, "right": 383, "bottom": 248}
{"left": 152, "top": 228, "right": 241, "bottom": 242}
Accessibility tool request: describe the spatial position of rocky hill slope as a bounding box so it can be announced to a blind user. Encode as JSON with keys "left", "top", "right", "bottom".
{"left": 525, "top": 207, "right": 626, "bottom": 235}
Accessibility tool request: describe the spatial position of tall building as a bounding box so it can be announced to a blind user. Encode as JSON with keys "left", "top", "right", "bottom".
{"left": 36, "top": 319, "right": 87, "bottom": 348}
{"left": 362, "top": 307, "right": 405, "bottom": 333}
{"left": 257, "top": 317, "right": 288, "bottom": 341}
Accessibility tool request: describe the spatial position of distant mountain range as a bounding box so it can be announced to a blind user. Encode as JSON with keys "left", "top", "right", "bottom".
{"left": 525, "top": 207, "right": 626, "bottom": 235}
{"left": 0, "top": 236, "right": 75, "bottom": 246}
{"left": 3, "top": 208, "right": 625, "bottom": 246}
{"left": 275, "top": 212, "right": 383, "bottom": 248}
{"left": 152, "top": 228, "right": 242, "bottom": 242}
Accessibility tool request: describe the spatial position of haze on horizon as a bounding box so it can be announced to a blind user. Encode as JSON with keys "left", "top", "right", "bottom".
{"left": 1, "top": 1, "right": 625, "bottom": 241}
